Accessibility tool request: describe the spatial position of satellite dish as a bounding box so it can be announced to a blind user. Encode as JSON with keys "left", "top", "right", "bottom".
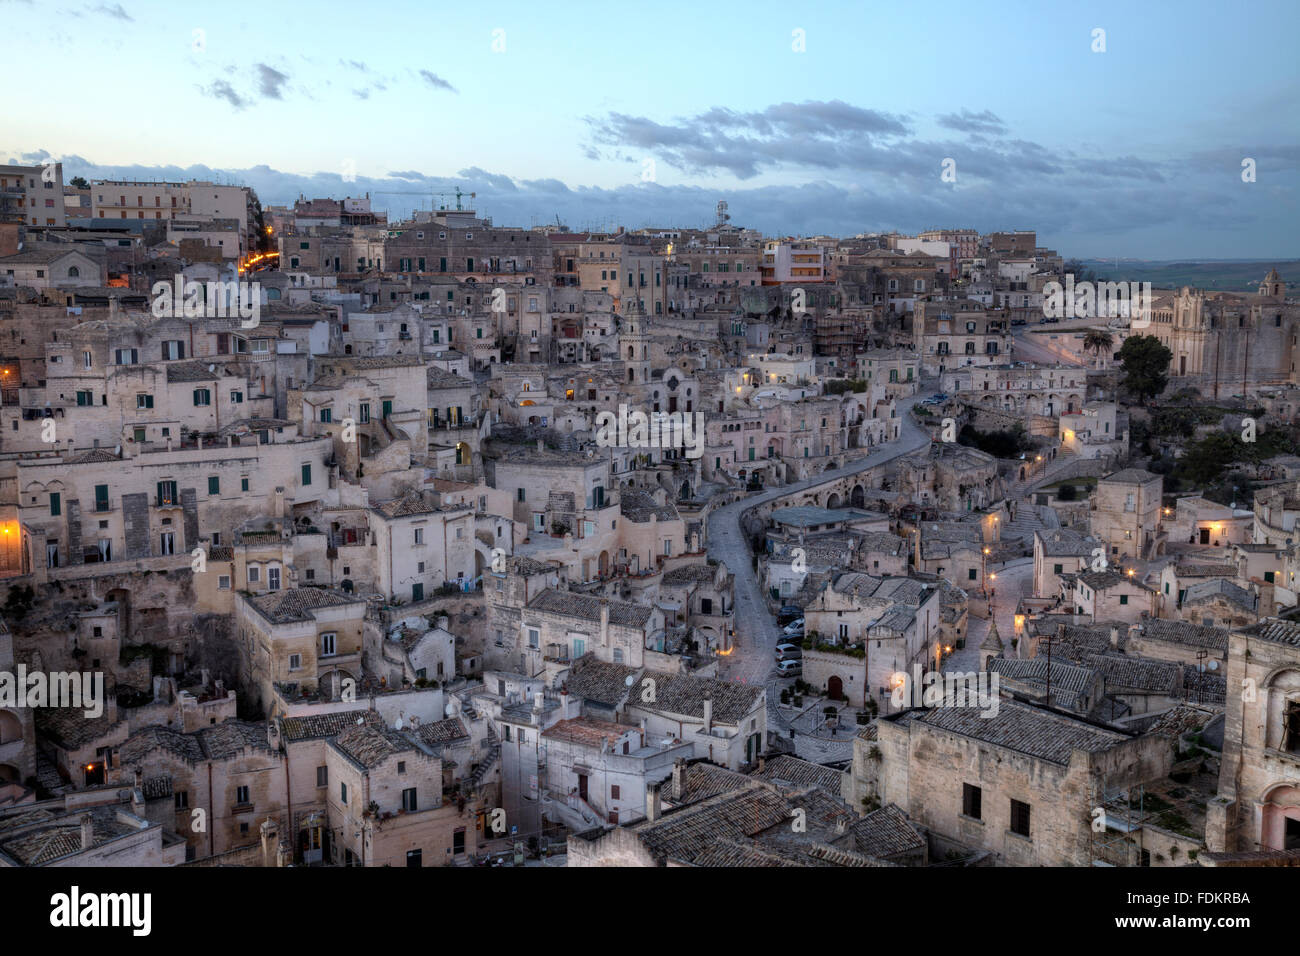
{"left": 1208, "top": 660, "right": 1219, "bottom": 671}
{"left": 394, "top": 717, "right": 404, "bottom": 730}
{"left": 208, "top": 364, "right": 215, "bottom": 372}
{"left": 355, "top": 717, "right": 364, "bottom": 725}
{"left": 624, "top": 675, "right": 635, "bottom": 687}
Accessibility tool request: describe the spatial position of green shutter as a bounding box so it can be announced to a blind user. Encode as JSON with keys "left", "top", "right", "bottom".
{"left": 301, "top": 463, "right": 311, "bottom": 485}
{"left": 49, "top": 492, "right": 60, "bottom": 516}
{"left": 208, "top": 476, "right": 220, "bottom": 495}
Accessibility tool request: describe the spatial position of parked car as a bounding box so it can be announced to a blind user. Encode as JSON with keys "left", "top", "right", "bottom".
{"left": 775, "top": 643, "right": 803, "bottom": 661}
{"left": 1011, "top": 318, "right": 1027, "bottom": 326}
{"left": 776, "top": 659, "right": 803, "bottom": 677}
{"left": 777, "top": 606, "right": 803, "bottom": 626}
{"left": 782, "top": 619, "right": 805, "bottom": 636}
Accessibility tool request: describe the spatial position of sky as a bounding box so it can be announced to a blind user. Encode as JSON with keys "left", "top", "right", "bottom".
{"left": 3, "top": 0, "right": 1298, "bottom": 258}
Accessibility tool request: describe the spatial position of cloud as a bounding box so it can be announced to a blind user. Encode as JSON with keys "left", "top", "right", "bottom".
{"left": 937, "top": 109, "right": 1007, "bottom": 136}
{"left": 200, "top": 80, "right": 247, "bottom": 110}
{"left": 418, "top": 70, "right": 457, "bottom": 93}
{"left": 88, "top": 3, "right": 132, "bottom": 20}
{"left": 256, "top": 63, "right": 289, "bottom": 100}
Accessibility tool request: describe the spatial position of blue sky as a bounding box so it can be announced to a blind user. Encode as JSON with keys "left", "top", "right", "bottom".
{"left": 4, "top": 0, "right": 1298, "bottom": 257}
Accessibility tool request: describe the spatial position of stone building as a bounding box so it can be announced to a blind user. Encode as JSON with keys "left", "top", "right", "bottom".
{"left": 1090, "top": 468, "right": 1163, "bottom": 562}
{"left": 1148, "top": 271, "right": 1297, "bottom": 396}
{"left": 1209, "top": 617, "right": 1300, "bottom": 855}
{"left": 876, "top": 699, "right": 1173, "bottom": 865}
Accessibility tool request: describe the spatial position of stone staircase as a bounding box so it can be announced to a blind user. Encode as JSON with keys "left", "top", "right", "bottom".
{"left": 998, "top": 504, "right": 1049, "bottom": 556}
{"left": 466, "top": 723, "right": 500, "bottom": 790}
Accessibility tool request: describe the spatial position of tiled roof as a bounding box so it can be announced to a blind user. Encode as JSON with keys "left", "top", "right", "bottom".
{"left": 1085, "top": 654, "right": 1180, "bottom": 694}
{"left": 1102, "top": 468, "right": 1159, "bottom": 485}
{"left": 526, "top": 589, "right": 654, "bottom": 628}
{"left": 118, "top": 720, "right": 271, "bottom": 765}
{"left": 245, "top": 586, "right": 364, "bottom": 624}
{"left": 563, "top": 656, "right": 638, "bottom": 708}
{"left": 167, "top": 360, "right": 235, "bottom": 382}
{"left": 416, "top": 716, "right": 469, "bottom": 746}
{"left": 620, "top": 490, "right": 679, "bottom": 522}
{"left": 908, "top": 698, "right": 1130, "bottom": 766}
{"left": 330, "top": 724, "right": 414, "bottom": 769}
{"left": 541, "top": 716, "right": 628, "bottom": 749}
{"left": 63, "top": 449, "right": 121, "bottom": 465}
{"left": 753, "top": 755, "right": 843, "bottom": 794}
{"left": 1134, "top": 619, "right": 1228, "bottom": 652}
{"left": 1236, "top": 617, "right": 1300, "bottom": 647}
{"left": 987, "top": 657, "right": 1098, "bottom": 695}
{"left": 636, "top": 670, "right": 764, "bottom": 724}
{"left": 848, "top": 804, "right": 926, "bottom": 859}
{"left": 373, "top": 493, "right": 439, "bottom": 518}
{"left": 34, "top": 708, "right": 122, "bottom": 750}
{"left": 1183, "top": 578, "right": 1256, "bottom": 611}
{"left": 279, "top": 710, "right": 383, "bottom": 742}
{"left": 1036, "top": 528, "right": 1102, "bottom": 556}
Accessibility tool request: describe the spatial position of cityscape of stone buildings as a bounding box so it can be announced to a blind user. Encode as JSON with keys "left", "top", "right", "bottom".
{"left": 0, "top": 163, "right": 1297, "bottom": 876}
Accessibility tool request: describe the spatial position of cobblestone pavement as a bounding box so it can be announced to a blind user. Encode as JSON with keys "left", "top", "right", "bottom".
{"left": 707, "top": 395, "right": 931, "bottom": 758}
{"left": 957, "top": 557, "right": 1035, "bottom": 670}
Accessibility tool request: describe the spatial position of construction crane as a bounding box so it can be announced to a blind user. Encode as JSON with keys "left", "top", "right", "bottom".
{"left": 369, "top": 186, "right": 477, "bottom": 212}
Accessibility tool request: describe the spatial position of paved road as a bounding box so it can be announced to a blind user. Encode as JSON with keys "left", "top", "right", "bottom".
{"left": 1011, "top": 323, "right": 1086, "bottom": 367}
{"left": 706, "top": 394, "right": 933, "bottom": 758}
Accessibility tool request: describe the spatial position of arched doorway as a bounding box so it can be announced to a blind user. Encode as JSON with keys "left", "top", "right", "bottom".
{"left": 826, "top": 492, "right": 841, "bottom": 509}
{"left": 827, "top": 675, "right": 844, "bottom": 701}
{"left": 850, "top": 485, "right": 865, "bottom": 508}
{"left": 1260, "top": 784, "right": 1300, "bottom": 851}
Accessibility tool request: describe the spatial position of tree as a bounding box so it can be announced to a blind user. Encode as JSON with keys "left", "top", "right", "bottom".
{"left": 69, "top": 176, "right": 90, "bottom": 190}
{"left": 1117, "top": 334, "right": 1173, "bottom": 405}
{"left": 1082, "top": 329, "right": 1114, "bottom": 366}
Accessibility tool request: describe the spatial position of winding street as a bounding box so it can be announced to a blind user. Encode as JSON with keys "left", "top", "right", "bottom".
{"left": 705, "top": 393, "right": 932, "bottom": 761}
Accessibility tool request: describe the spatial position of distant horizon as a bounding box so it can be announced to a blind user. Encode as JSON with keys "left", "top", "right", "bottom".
{"left": 3, "top": 0, "right": 1296, "bottom": 259}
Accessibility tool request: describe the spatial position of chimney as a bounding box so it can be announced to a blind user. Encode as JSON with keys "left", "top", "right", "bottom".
{"left": 645, "top": 781, "right": 661, "bottom": 823}
{"left": 260, "top": 817, "right": 280, "bottom": 867}
{"left": 1109, "top": 626, "right": 1120, "bottom": 649}
{"left": 672, "top": 757, "right": 688, "bottom": 801}
{"left": 703, "top": 698, "right": 713, "bottom": 734}
{"left": 79, "top": 814, "right": 94, "bottom": 850}
{"left": 130, "top": 788, "right": 146, "bottom": 818}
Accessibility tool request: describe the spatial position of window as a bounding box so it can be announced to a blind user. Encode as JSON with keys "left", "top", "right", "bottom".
{"left": 453, "top": 828, "right": 465, "bottom": 854}
{"left": 156, "top": 481, "right": 177, "bottom": 506}
{"left": 321, "top": 632, "right": 336, "bottom": 656}
{"left": 406, "top": 849, "right": 422, "bottom": 867}
{"left": 235, "top": 785, "right": 250, "bottom": 806}
{"left": 208, "top": 476, "right": 220, "bottom": 496}
{"left": 49, "top": 492, "right": 61, "bottom": 517}
{"left": 1119, "top": 594, "right": 1128, "bottom": 605}
{"left": 241, "top": 477, "right": 249, "bottom": 492}
{"left": 611, "top": 785, "right": 621, "bottom": 800}
{"left": 115, "top": 348, "right": 139, "bottom": 365}
{"left": 267, "top": 566, "right": 281, "bottom": 590}
{"left": 402, "top": 788, "right": 418, "bottom": 812}
{"left": 193, "top": 388, "right": 211, "bottom": 406}
{"left": 218, "top": 575, "right": 231, "bottom": 590}
{"left": 316, "top": 766, "right": 328, "bottom": 787}
{"left": 136, "top": 393, "right": 154, "bottom": 409}
{"left": 968, "top": 568, "right": 977, "bottom": 581}
{"left": 340, "top": 782, "right": 348, "bottom": 804}
{"left": 160, "top": 532, "right": 175, "bottom": 555}
{"left": 94, "top": 485, "right": 109, "bottom": 512}
{"left": 162, "top": 340, "right": 184, "bottom": 360}
{"left": 301, "top": 463, "right": 312, "bottom": 485}
{"left": 413, "top": 527, "right": 424, "bottom": 545}
{"left": 230, "top": 390, "right": 243, "bottom": 404}
{"left": 1283, "top": 701, "right": 1300, "bottom": 755}
{"left": 1010, "top": 799, "right": 1031, "bottom": 837}
{"left": 1053, "top": 563, "right": 1063, "bottom": 575}
{"left": 76, "top": 389, "right": 92, "bottom": 406}
{"left": 359, "top": 403, "right": 370, "bottom": 423}
{"left": 175, "top": 791, "right": 189, "bottom": 810}
{"left": 527, "top": 628, "right": 539, "bottom": 648}
{"left": 247, "top": 566, "right": 260, "bottom": 584}
{"left": 517, "top": 488, "right": 526, "bottom": 502}
{"left": 963, "top": 783, "right": 982, "bottom": 820}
